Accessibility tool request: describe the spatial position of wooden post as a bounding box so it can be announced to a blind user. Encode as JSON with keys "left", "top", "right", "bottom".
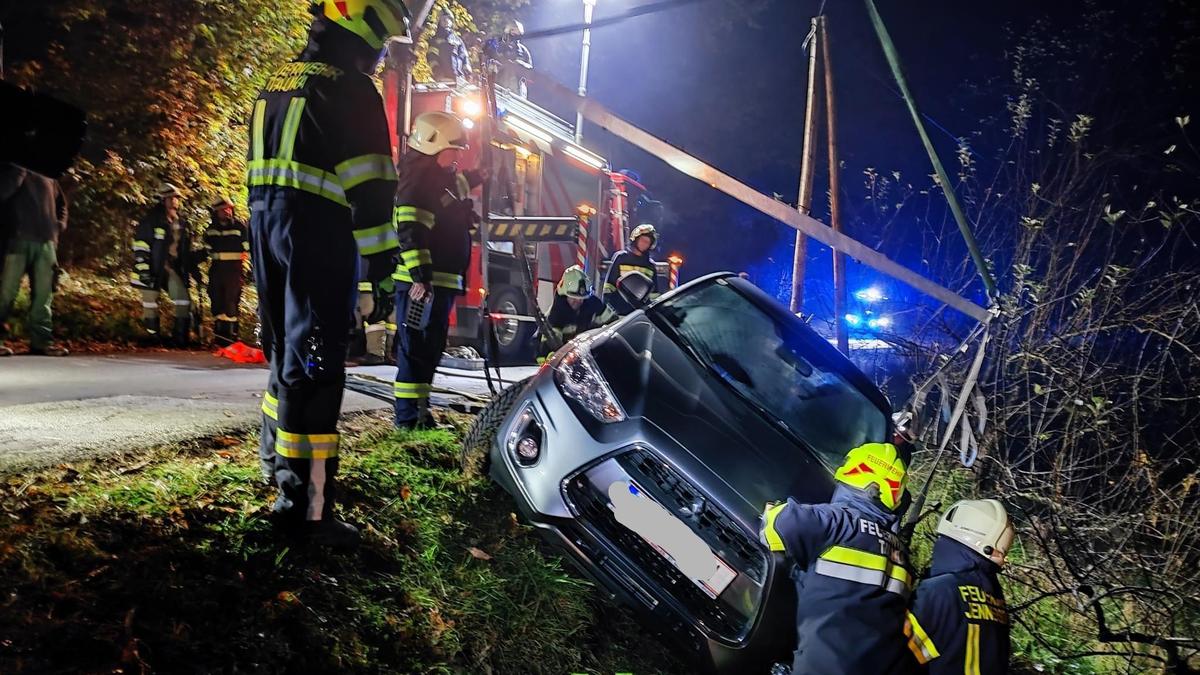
{"left": 790, "top": 17, "right": 822, "bottom": 315}
{"left": 821, "top": 17, "right": 849, "bottom": 355}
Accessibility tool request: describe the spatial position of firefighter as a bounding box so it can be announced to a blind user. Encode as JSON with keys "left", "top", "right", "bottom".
{"left": 539, "top": 264, "right": 612, "bottom": 361}
{"left": 203, "top": 196, "right": 249, "bottom": 347}
{"left": 428, "top": 11, "right": 472, "bottom": 85}
{"left": 760, "top": 442, "right": 915, "bottom": 675}
{"left": 603, "top": 223, "right": 659, "bottom": 315}
{"left": 247, "top": 0, "right": 407, "bottom": 547}
{"left": 392, "top": 110, "right": 481, "bottom": 430}
{"left": 905, "top": 499, "right": 1014, "bottom": 674}
{"left": 132, "top": 183, "right": 201, "bottom": 346}
{"left": 485, "top": 20, "right": 532, "bottom": 97}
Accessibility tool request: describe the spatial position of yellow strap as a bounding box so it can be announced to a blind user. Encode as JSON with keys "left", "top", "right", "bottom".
{"left": 261, "top": 391, "right": 279, "bottom": 420}
{"left": 762, "top": 502, "right": 787, "bottom": 552}
{"left": 394, "top": 381, "right": 432, "bottom": 399}
{"left": 394, "top": 205, "right": 435, "bottom": 228}
{"left": 251, "top": 99, "right": 267, "bottom": 161}
{"left": 276, "top": 429, "right": 339, "bottom": 459}
{"left": 820, "top": 545, "right": 889, "bottom": 571}
{"left": 904, "top": 610, "right": 941, "bottom": 665}
{"left": 965, "top": 623, "right": 980, "bottom": 675}
{"left": 278, "top": 97, "right": 307, "bottom": 162}
{"left": 400, "top": 249, "right": 433, "bottom": 267}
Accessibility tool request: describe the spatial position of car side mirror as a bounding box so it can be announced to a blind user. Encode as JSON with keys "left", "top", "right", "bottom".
{"left": 616, "top": 271, "right": 654, "bottom": 308}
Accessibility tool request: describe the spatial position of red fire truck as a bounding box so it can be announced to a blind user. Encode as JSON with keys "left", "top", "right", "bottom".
{"left": 384, "top": 78, "right": 677, "bottom": 360}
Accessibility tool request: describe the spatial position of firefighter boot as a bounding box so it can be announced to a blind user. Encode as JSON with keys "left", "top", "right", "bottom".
{"left": 304, "top": 518, "right": 361, "bottom": 549}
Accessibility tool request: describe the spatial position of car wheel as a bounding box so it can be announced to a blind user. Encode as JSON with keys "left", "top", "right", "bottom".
{"left": 461, "top": 376, "right": 532, "bottom": 474}
{"left": 488, "top": 285, "right": 534, "bottom": 364}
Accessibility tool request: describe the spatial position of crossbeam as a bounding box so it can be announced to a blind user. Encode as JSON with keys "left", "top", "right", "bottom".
{"left": 526, "top": 71, "right": 991, "bottom": 323}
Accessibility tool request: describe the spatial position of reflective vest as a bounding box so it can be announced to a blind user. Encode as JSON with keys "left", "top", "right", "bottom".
{"left": 246, "top": 58, "right": 397, "bottom": 258}
{"left": 761, "top": 485, "right": 915, "bottom": 675}
{"left": 905, "top": 538, "right": 1011, "bottom": 675}
{"left": 391, "top": 152, "right": 478, "bottom": 293}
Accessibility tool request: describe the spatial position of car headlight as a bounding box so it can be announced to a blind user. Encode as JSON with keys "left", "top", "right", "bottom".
{"left": 553, "top": 343, "right": 626, "bottom": 423}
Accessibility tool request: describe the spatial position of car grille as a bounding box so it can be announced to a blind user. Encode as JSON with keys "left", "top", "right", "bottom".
{"left": 563, "top": 447, "right": 766, "bottom": 643}
{"left": 619, "top": 448, "right": 768, "bottom": 584}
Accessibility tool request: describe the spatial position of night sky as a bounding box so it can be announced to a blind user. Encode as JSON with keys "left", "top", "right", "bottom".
{"left": 518, "top": 0, "right": 1049, "bottom": 310}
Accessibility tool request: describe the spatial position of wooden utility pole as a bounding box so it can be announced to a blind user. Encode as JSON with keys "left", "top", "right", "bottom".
{"left": 821, "top": 17, "right": 849, "bottom": 355}
{"left": 790, "top": 17, "right": 822, "bottom": 315}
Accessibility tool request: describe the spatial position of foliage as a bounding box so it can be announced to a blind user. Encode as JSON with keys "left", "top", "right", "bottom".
{"left": 3, "top": 0, "right": 311, "bottom": 270}
{"left": 0, "top": 413, "right": 685, "bottom": 674}
{"left": 854, "top": 3, "right": 1200, "bottom": 672}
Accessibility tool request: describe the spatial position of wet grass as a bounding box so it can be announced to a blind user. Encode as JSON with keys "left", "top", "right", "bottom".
{"left": 0, "top": 412, "right": 686, "bottom": 674}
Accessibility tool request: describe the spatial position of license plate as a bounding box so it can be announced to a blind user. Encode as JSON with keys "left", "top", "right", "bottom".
{"left": 607, "top": 480, "right": 737, "bottom": 599}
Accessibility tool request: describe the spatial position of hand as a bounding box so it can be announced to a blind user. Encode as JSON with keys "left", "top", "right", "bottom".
{"left": 409, "top": 282, "right": 432, "bottom": 302}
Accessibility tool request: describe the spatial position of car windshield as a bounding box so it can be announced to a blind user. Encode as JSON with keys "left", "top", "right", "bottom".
{"left": 651, "top": 279, "right": 888, "bottom": 468}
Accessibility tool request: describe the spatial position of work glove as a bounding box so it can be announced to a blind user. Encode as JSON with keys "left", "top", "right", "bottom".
{"left": 365, "top": 250, "right": 397, "bottom": 284}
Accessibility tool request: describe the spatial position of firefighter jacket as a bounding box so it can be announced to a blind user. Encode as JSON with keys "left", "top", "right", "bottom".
{"left": 761, "top": 484, "right": 915, "bottom": 675}
{"left": 392, "top": 152, "right": 480, "bottom": 294}
{"left": 603, "top": 248, "right": 657, "bottom": 295}
{"left": 132, "top": 204, "right": 201, "bottom": 290}
{"left": 905, "top": 538, "right": 1011, "bottom": 675}
{"left": 245, "top": 50, "right": 398, "bottom": 262}
{"left": 203, "top": 214, "right": 249, "bottom": 264}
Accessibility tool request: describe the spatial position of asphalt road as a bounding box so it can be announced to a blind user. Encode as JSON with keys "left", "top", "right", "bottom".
{"left": 0, "top": 351, "right": 535, "bottom": 473}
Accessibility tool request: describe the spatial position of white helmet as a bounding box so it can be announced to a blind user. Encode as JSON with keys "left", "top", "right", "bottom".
{"left": 936, "top": 499, "right": 1015, "bottom": 566}
{"left": 408, "top": 111, "right": 469, "bottom": 156}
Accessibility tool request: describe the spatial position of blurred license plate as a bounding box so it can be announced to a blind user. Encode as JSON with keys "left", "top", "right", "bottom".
{"left": 608, "top": 480, "right": 737, "bottom": 599}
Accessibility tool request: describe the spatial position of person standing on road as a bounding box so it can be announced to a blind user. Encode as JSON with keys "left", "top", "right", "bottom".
{"left": 203, "top": 196, "right": 249, "bottom": 347}
{"left": 904, "top": 499, "right": 1014, "bottom": 675}
{"left": 247, "top": 0, "right": 407, "bottom": 548}
{"left": 760, "top": 442, "right": 915, "bottom": 675}
{"left": 391, "top": 111, "right": 481, "bottom": 430}
{"left": 0, "top": 163, "right": 70, "bottom": 357}
{"left": 132, "top": 183, "right": 202, "bottom": 346}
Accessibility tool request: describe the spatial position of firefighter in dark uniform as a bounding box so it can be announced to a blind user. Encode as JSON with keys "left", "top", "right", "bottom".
{"left": 132, "top": 183, "right": 201, "bottom": 345}
{"left": 203, "top": 196, "right": 249, "bottom": 346}
{"left": 247, "top": 0, "right": 408, "bottom": 547}
{"left": 760, "top": 442, "right": 915, "bottom": 675}
{"left": 539, "top": 264, "right": 613, "bottom": 361}
{"left": 905, "top": 499, "right": 1014, "bottom": 674}
{"left": 392, "top": 111, "right": 481, "bottom": 429}
{"left": 603, "top": 223, "right": 659, "bottom": 316}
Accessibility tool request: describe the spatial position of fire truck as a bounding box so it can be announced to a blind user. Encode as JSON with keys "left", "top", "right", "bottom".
{"left": 384, "top": 77, "right": 679, "bottom": 361}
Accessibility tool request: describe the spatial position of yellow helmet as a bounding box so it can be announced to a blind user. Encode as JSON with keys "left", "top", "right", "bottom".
{"left": 834, "top": 442, "right": 908, "bottom": 511}
{"left": 318, "top": 0, "right": 410, "bottom": 50}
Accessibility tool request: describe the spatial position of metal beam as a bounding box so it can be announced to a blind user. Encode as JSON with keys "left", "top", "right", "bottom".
{"left": 526, "top": 71, "right": 992, "bottom": 323}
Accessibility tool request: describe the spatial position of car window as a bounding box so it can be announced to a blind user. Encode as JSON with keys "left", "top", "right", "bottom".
{"left": 653, "top": 280, "right": 888, "bottom": 467}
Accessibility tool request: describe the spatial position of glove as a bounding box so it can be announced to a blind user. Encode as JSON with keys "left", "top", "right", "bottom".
{"left": 365, "top": 250, "right": 397, "bottom": 284}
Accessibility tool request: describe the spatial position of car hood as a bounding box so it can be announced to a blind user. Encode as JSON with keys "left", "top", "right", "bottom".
{"left": 590, "top": 315, "right": 836, "bottom": 524}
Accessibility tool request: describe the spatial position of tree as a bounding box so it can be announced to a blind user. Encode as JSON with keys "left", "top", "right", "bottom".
{"left": 3, "top": 0, "right": 311, "bottom": 269}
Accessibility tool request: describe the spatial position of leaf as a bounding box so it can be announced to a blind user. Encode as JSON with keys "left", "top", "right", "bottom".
{"left": 1176, "top": 115, "right": 1190, "bottom": 128}
{"left": 400, "top": 485, "right": 412, "bottom": 501}
{"left": 1164, "top": 144, "right": 1177, "bottom": 155}
{"left": 467, "top": 547, "right": 492, "bottom": 561}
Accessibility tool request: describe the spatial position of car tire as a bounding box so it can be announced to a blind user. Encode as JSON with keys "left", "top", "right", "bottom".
{"left": 487, "top": 285, "right": 535, "bottom": 364}
{"left": 461, "top": 376, "right": 532, "bottom": 474}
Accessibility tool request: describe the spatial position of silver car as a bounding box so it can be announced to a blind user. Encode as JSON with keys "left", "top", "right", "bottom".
{"left": 463, "top": 272, "right": 894, "bottom": 674}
